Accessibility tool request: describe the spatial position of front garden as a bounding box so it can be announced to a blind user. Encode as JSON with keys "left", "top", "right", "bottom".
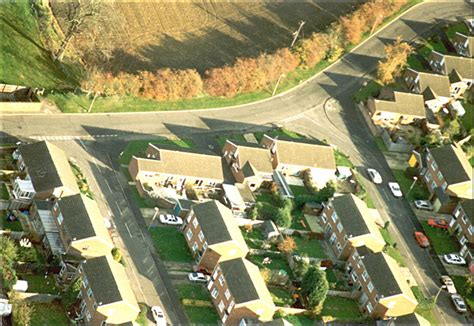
{"left": 175, "top": 283, "right": 219, "bottom": 325}
{"left": 421, "top": 221, "right": 460, "bottom": 255}
{"left": 149, "top": 226, "right": 193, "bottom": 263}
{"left": 119, "top": 138, "right": 194, "bottom": 165}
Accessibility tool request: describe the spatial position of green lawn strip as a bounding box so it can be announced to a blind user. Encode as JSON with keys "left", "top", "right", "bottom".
{"left": 446, "top": 22, "right": 469, "bottom": 39}
{"left": 461, "top": 100, "right": 473, "bottom": 132}
{"left": 321, "top": 296, "right": 364, "bottom": 322}
{"left": 119, "top": 138, "right": 193, "bottom": 165}
{"left": 1, "top": 183, "right": 9, "bottom": 200}
{"left": 451, "top": 275, "right": 474, "bottom": 311}
{"left": 248, "top": 254, "right": 292, "bottom": 276}
{"left": 374, "top": 137, "right": 388, "bottom": 152}
{"left": 241, "top": 227, "right": 265, "bottom": 250}
{"left": 30, "top": 302, "right": 69, "bottom": 326}
{"left": 0, "top": 2, "right": 81, "bottom": 89}
{"left": 1, "top": 210, "right": 23, "bottom": 232}
{"left": 291, "top": 209, "right": 310, "bottom": 231}
{"left": 175, "top": 283, "right": 212, "bottom": 302}
{"left": 294, "top": 235, "right": 327, "bottom": 259}
{"left": 365, "top": 195, "right": 375, "bottom": 209}
{"left": 353, "top": 80, "right": 382, "bottom": 103}
{"left": 181, "top": 306, "right": 220, "bottom": 325}
{"left": 334, "top": 149, "right": 354, "bottom": 168}
{"left": 149, "top": 226, "right": 192, "bottom": 262}
{"left": 283, "top": 314, "right": 315, "bottom": 326}
{"left": 269, "top": 286, "right": 294, "bottom": 306}
{"left": 135, "top": 303, "right": 148, "bottom": 326}
{"left": 256, "top": 191, "right": 278, "bottom": 205}
{"left": 289, "top": 185, "right": 311, "bottom": 197}
{"left": 417, "top": 38, "right": 447, "bottom": 59}
{"left": 128, "top": 185, "right": 154, "bottom": 209}
{"left": 391, "top": 169, "right": 430, "bottom": 201}
{"left": 421, "top": 221, "right": 460, "bottom": 255}
{"left": 407, "top": 54, "right": 425, "bottom": 71}
{"left": 20, "top": 274, "right": 59, "bottom": 294}
{"left": 379, "top": 228, "right": 406, "bottom": 267}
{"left": 411, "top": 286, "right": 437, "bottom": 325}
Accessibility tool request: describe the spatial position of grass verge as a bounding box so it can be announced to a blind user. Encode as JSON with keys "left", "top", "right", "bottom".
{"left": 119, "top": 138, "right": 193, "bottom": 165}
{"left": 411, "top": 286, "right": 437, "bottom": 325}
{"left": 451, "top": 275, "right": 474, "bottom": 311}
{"left": 321, "top": 296, "right": 365, "bottom": 322}
{"left": 421, "top": 221, "right": 460, "bottom": 255}
{"left": 149, "top": 226, "right": 192, "bottom": 262}
{"left": 379, "top": 228, "right": 406, "bottom": 267}
{"left": 392, "top": 169, "right": 430, "bottom": 201}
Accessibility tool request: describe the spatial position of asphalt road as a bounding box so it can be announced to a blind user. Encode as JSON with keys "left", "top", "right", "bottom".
{"left": 2, "top": 1, "right": 473, "bottom": 325}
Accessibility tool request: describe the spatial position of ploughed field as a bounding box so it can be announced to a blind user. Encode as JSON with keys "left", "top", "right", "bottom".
{"left": 50, "top": 0, "right": 360, "bottom": 73}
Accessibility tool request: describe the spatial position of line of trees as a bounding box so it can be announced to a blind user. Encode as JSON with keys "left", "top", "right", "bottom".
{"left": 80, "top": 0, "right": 408, "bottom": 101}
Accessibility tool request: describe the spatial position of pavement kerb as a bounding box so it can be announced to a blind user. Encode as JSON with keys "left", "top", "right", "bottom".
{"left": 5, "top": 0, "right": 427, "bottom": 117}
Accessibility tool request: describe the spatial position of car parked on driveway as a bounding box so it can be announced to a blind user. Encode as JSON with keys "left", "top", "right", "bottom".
{"left": 451, "top": 294, "right": 467, "bottom": 313}
{"left": 159, "top": 214, "right": 183, "bottom": 226}
{"left": 367, "top": 168, "right": 382, "bottom": 184}
{"left": 414, "top": 200, "right": 433, "bottom": 211}
{"left": 151, "top": 306, "right": 167, "bottom": 326}
{"left": 388, "top": 182, "right": 403, "bottom": 198}
{"left": 443, "top": 254, "right": 466, "bottom": 265}
{"left": 441, "top": 275, "right": 457, "bottom": 294}
{"left": 188, "top": 272, "right": 210, "bottom": 283}
{"left": 414, "top": 231, "right": 430, "bottom": 248}
{"left": 427, "top": 218, "right": 449, "bottom": 230}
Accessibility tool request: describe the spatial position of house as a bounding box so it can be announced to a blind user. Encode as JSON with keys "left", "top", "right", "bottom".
{"left": 222, "top": 140, "right": 274, "bottom": 191}
{"left": 51, "top": 194, "right": 114, "bottom": 259}
{"left": 222, "top": 183, "right": 256, "bottom": 214}
{"left": 28, "top": 200, "right": 63, "bottom": 256}
{"left": 208, "top": 258, "right": 275, "bottom": 325}
{"left": 77, "top": 255, "right": 140, "bottom": 326}
{"left": 403, "top": 69, "right": 452, "bottom": 111}
{"left": 346, "top": 247, "right": 418, "bottom": 320}
{"left": 183, "top": 200, "right": 249, "bottom": 272}
{"left": 319, "top": 194, "right": 385, "bottom": 260}
{"left": 11, "top": 141, "right": 79, "bottom": 204}
{"left": 450, "top": 199, "right": 474, "bottom": 270}
{"left": 128, "top": 143, "right": 225, "bottom": 197}
{"left": 409, "top": 144, "right": 472, "bottom": 213}
{"left": 452, "top": 32, "right": 474, "bottom": 58}
{"left": 260, "top": 135, "right": 337, "bottom": 189}
{"left": 366, "top": 89, "right": 426, "bottom": 125}
{"left": 378, "top": 312, "right": 429, "bottom": 326}
{"left": 427, "top": 52, "right": 473, "bottom": 97}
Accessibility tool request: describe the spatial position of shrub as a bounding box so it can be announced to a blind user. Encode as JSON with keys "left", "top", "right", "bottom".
{"left": 301, "top": 266, "right": 329, "bottom": 312}
{"left": 61, "top": 277, "right": 82, "bottom": 309}
{"left": 277, "top": 236, "right": 297, "bottom": 254}
{"left": 112, "top": 247, "right": 122, "bottom": 262}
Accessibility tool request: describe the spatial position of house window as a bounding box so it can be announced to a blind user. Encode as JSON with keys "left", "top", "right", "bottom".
{"left": 82, "top": 276, "right": 89, "bottom": 288}
{"left": 351, "top": 271, "right": 358, "bottom": 282}
{"left": 362, "top": 271, "right": 368, "bottom": 282}
{"left": 424, "top": 172, "right": 432, "bottom": 183}
{"left": 87, "top": 288, "right": 93, "bottom": 298}
{"left": 192, "top": 242, "right": 198, "bottom": 252}
{"left": 336, "top": 242, "right": 342, "bottom": 253}
{"left": 211, "top": 287, "right": 219, "bottom": 299}
{"left": 218, "top": 275, "right": 225, "bottom": 286}
{"left": 325, "top": 224, "right": 332, "bottom": 234}
{"left": 441, "top": 182, "right": 448, "bottom": 191}
{"left": 212, "top": 267, "right": 220, "bottom": 280}
{"left": 366, "top": 302, "right": 373, "bottom": 314}
{"left": 57, "top": 213, "right": 64, "bottom": 225}
{"left": 352, "top": 251, "right": 359, "bottom": 261}
{"left": 203, "top": 241, "right": 208, "bottom": 251}
{"left": 431, "top": 181, "right": 436, "bottom": 191}
{"left": 329, "top": 233, "right": 337, "bottom": 244}
{"left": 198, "top": 230, "right": 205, "bottom": 242}
{"left": 367, "top": 282, "right": 374, "bottom": 293}
{"left": 320, "top": 214, "right": 327, "bottom": 224}
{"left": 85, "top": 311, "right": 92, "bottom": 322}
{"left": 192, "top": 218, "right": 199, "bottom": 229}
{"left": 436, "top": 171, "right": 443, "bottom": 181}
{"left": 460, "top": 236, "right": 467, "bottom": 245}
{"left": 331, "top": 212, "right": 338, "bottom": 223}
{"left": 337, "top": 222, "right": 343, "bottom": 233}
{"left": 462, "top": 214, "right": 468, "bottom": 224}
{"left": 468, "top": 225, "right": 473, "bottom": 236}
{"left": 186, "top": 229, "right": 193, "bottom": 241}
{"left": 430, "top": 161, "right": 438, "bottom": 171}
{"left": 92, "top": 302, "right": 98, "bottom": 310}
{"left": 228, "top": 300, "right": 235, "bottom": 312}
{"left": 224, "top": 289, "right": 231, "bottom": 300}
{"left": 218, "top": 300, "right": 225, "bottom": 312}
{"left": 455, "top": 207, "right": 462, "bottom": 218}
{"left": 222, "top": 313, "right": 228, "bottom": 323}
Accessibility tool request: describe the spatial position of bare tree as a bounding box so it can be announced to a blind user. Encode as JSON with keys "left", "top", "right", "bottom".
{"left": 54, "top": 0, "right": 101, "bottom": 62}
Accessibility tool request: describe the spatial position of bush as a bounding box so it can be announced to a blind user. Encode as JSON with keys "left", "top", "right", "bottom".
{"left": 61, "top": 278, "right": 81, "bottom": 309}
{"left": 301, "top": 266, "right": 329, "bottom": 312}
{"left": 112, "top": 247, "right": 122, "bottom": 262}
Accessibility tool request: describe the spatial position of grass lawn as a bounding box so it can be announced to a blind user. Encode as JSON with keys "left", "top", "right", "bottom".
{"left": 175, "top": 283, "right": 218, "bottom": 324}
{"left": 446, "top": 22, "right": 469, "bottom": 39}
{"left": 20, "top": 274, "right": 59, "bottom": 294}
{"left": 379, "top": 228, "right": 406, "bottom": 267}
{"left": 149, "top": 226, "right": 192, "bottom": 262}
{"left": 421, "top": 221, "right": 460, "bottom": 255}
{"left": 374, "top": 137, "right": 388, "bottom": 152}
{"left": 0, "top": 210, "right": 23, "bottom": 232}
{"left": 181, "top": 306, "right": 219, "bottom": 325}
{"left": 241, "top": 227, "right": 265, "bottom": 250}
{"left": 451, "top": 275, "right": 474, "bottom": 311}
{"left": 321, "top": 296, "right": 364, "bottom": 322}
{"left": 216, "top": 134, "right": 247, "bottom": 148}
{"left": 30, "top": 303, "right": 69, "bottom": 326}
{"left": 176, "top": 283, "right": 211, "bottom": 302}
{"left": 119, "top": 138, "right": 193, "bottom": 165}
{"left": 334, "top": 149, "right": 354, "bottom": 168}
{"left": 392, "top": 169, "right": 430, "bottom": 201}
{"left": 290, "top": 185, "right": 311, "bottom": 197}
{"left": 407, "top": 54, "right": 425, "bottom": 71}
{"left": 411, "top": 286, "right": 437, "bottom": 325}
{"left": 269, "top": 286, "right": 294, "bottom": 306}
{"left": 1, "top": 183, "right": 9, "bottom": 200}
{"left": 461, "top": 100, "right": 473, "bottom": 132}
{"left": 248, "top": 254, "right": 292, "bottom": 276}
{"left": 294, "top": 235, "right": 327, "bottom": 259}
{"left": 291, "top": 210, "right": 311, "bottom": 231}
{"left": 418, "top": 37, "right": 447, "bottom": 58}
{"left": 353, "top": 80, "right": 382, "bottom": 103}
{"left": 0, "top": 1, "right": 82, "bottom": 89}
{"left": 284, "top": 315, "right": 315, "bottom": 326}
{"left": 135, "top": 303, "right": 148, "bottom": 326}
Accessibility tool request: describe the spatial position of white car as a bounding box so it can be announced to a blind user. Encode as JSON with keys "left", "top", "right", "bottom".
{"left": 451, "top": 294, "right": 467, "bottom": 313}
{"left": 188, "top": 272, "right": 210, "bottom": 283}
{"left": 367, "top": 168, "right": 382, "bottom": 184}
{"left": 159, "top": 214, "right": 183, "bottom": 226}
{"left": 151, "top": 306, "right": 167, "bottom": 326}
{"left": 441, "top": 275, "right": 457, "bottom": 294}
{"left": 443, "top": 254, "right": 466, "bottom": 265}
{"left": 414, "top": 200, "right": 433, "bottom": 211}
{"left": 388, "top": 182, "right": 403, "bottom": 198}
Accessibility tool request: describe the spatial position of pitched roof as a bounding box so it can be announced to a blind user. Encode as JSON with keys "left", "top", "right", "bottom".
{"left": 192, "top": 200, "right": 247, "bottom": 248}
{"left": 332, "top": 194, "right": 372, "bottom": 237}
{"left": 429, "top": 52, "right": 474, "bottom": 79}
{"left": 460, "top": 199, "right": 474, "bottom": 224}
{"left": 371, "top": 90, "right": 426, "bottom": 117}
{"left": 429, "top": 144, "right": 472, "bottom": 185}
{"left": 58, "top": 194, "right": 110, "bottom": 242}
{"left": 82, "top": 255, "right": 139, "bottom": 310}
{"left": 19, "top": 141, "right": 79, "bottom": 194}
{"left": 134, "top": 143, "right": 225, "bottom": 181}
{"left": 404, "top": 69, "right": 451, "bottom": 98}
{"left": 228, "top": 141, "right": 274, "bottom": 174}
{"left": 264, "top": 136, "right": 336, "bottom": 170}
{"left": 219, "top": 258, "right": 274, "bottom": 307}
{"left": 452, "top": 32, "right": 474, "bottom": 57}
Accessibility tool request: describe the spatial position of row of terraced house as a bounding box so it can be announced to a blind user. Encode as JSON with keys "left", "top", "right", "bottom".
{"left": 8, "top": 141, "right": 140, "bottom": 325}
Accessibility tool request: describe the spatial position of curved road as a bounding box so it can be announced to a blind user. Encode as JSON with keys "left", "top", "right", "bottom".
{"left": 2, "top": 1, "right": 473, "bottom": 325}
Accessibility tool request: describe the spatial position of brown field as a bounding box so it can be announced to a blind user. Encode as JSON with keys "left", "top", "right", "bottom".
{"left": 51, "top": 0, "right": 363, "bottom": 73}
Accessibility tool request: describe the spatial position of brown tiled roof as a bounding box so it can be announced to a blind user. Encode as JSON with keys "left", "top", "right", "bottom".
{"left": 228, "top": 141, "right": 274, "bottom": 174}
{"left": 417, "top": 72, "right": 451, "bottom": 98}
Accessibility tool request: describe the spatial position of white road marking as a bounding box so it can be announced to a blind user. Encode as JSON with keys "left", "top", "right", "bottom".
{"left": 29, "top": 134, "right": 118, "bottom": 141}
{"left": 104, "top": 179, "right": 113, "bottom": 193}
{"left": 124, "top": 222, "right": 133, "bottom": 238}
{"left": 115, "top": 201, "right": 123, "bottom": 216}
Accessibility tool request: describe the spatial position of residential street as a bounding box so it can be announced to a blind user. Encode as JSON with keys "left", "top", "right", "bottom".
{"left": 1, "top": 1, "right": 473, "bottom": 325}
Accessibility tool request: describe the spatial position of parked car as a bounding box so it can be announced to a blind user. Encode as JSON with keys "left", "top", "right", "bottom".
{"left": 414, "top": 231, "right": 430, "bottom": 248}
{"left": 151, "top": 306, "right": 167, "bottom": 326}
{"left": 159, "top": 214, "right": 183, "bottom": 226}
{"left": 427, "top": 218, "right": 449, "bottom": 230}
{"left": 443, "top": 254, "right": 466, "bottom": 265}
{"left": 388, "top": 182, "right": 403, "bottom": 198}
{"left": 451, "top": 294, "right": 467, "bottom": 313}
{"left": 441, "top": 275, "right": 457, "bottom": 294}
{"left": 414, "top": 200, "right": 433, "bottom": 211}
{"left": 188, "top": 272, "right": 210, "bottom": 283}
{"left": 367, "top": 168, "right": 382, "bottom": 184}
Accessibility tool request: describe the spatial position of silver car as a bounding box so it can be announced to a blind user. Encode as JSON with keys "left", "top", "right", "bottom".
{"left": 451, "top": 294, "right": 467, "bottom": 313}
{"left": 414, "top": 200, "right": 433, "bottom": 211}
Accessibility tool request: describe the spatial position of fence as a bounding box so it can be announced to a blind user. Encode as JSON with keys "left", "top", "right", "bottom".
{"left": 380, "top": 129, "right": 414, "bottom": 153}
